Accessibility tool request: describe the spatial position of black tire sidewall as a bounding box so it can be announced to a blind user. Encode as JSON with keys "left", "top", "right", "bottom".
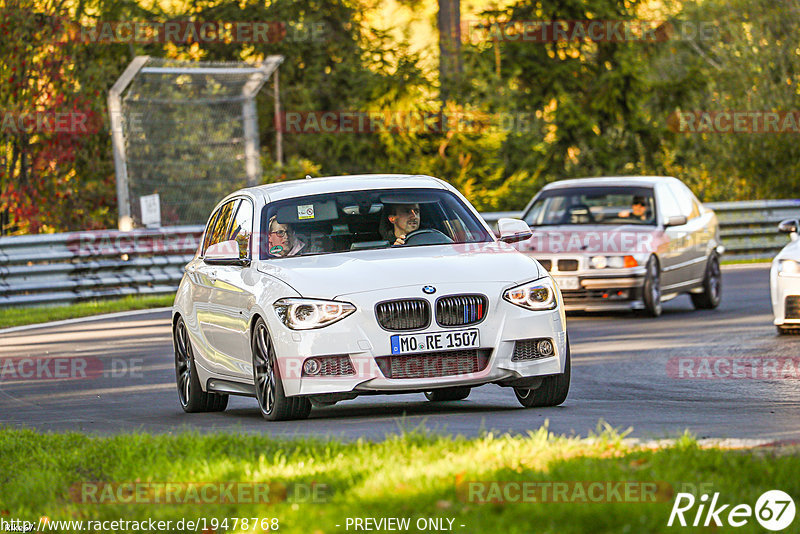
{"left": 691, "top": 254, "right": 722, "bottom": 309}
{"left": 705, "top": 254, "right": 722, "bottom": 306}
{"left": 514, "top": 335, "right": 571, "bottom": 407}
{"left": 252, "top": 317, "right": 310, "bottom": 421}
{"left": 174, "top": 316, "right": 214, "bottom": 413}
{"left": 642, "top": 256, "right": 662, "bottom": 317}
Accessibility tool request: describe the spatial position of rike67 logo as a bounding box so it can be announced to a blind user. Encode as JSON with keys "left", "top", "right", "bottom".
{"left": 668, "top": 490, "right": 795, "bottom": 531}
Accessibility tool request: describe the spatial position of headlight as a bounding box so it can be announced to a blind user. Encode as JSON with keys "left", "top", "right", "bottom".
{"left": 503, "top": 278, "right": 557, "bottom": 311}
{"left": 590, "top": 255, "right": 638, "bottom": 269}
{"left": 779, "top": 259, "right": 800, "bottom": 275}
{"left": 274, "top": 298, "right": 356, "bottom": 330}
{"left": 590, "top": 255, "right": 608, "bottom": 269}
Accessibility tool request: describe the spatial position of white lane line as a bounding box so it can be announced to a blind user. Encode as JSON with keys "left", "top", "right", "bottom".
{"left": 0, "top": 307, "right": 173, "bottom": 335}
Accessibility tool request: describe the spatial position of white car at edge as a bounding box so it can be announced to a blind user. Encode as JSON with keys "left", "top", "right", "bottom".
{"left": 172, "top": 174, "right": 570, "bottom": 420}
{"left": 771, "top": 217, "right": 800, "bottom": 335}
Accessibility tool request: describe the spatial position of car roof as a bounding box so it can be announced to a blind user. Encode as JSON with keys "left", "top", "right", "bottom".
{"left": 239, "top": 174, "right": 449, "bottom": 203}
{"left": 541, "top": 176, "right": 679, "bottom": 190}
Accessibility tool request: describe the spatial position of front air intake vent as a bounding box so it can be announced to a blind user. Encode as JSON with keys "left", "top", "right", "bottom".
{"left": 436, "top": 294, "right": 488, "bottom": 327}
{"left": 375, "top": 349, "right": 490, "bottom": 379}
{"left": 786, "top": 296, "right": 800, "bottom": 319}
{"left": 375, "top": 299, "right": 431, "bottom": 331}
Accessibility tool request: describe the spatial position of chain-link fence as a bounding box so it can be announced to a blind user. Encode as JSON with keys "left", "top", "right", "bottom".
{"left": 109, "top": 56, "right": 282, "bottom": 229}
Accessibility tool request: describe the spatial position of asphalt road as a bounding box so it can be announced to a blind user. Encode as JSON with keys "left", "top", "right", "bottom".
{"left": 2, "top": 264, "right": 798, "bottom": 441}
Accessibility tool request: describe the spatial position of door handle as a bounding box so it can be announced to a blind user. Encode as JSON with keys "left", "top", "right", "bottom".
{"left": 209, "top": 270, "right": 217, "bottom": 283}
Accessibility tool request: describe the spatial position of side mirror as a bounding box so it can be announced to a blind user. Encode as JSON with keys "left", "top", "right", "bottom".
{"left": 205, "top": 240, "right": 250, "bottom": 266}
{"left": 778, "top": 219, "right": 799, "bottom": 241}
{"left": 497, "top": 218, "right": 533, "bottom": 243}
{"left": 664, "top": 215, "right": 688, "bottom": 228}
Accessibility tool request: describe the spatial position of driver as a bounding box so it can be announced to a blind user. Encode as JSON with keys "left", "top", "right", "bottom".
{"left": 267, "top": 216, "right": 306, "bottom": 257}
{"left": 382, "top": 203, "right": 421, "bottom": 246}
{"left": 618, "top": 196, "right": 649, "bottom": 221}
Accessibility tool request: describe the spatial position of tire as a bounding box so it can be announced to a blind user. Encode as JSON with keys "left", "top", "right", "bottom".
{"left": 691, "top": 254, "right": 722, "bottom": 309}
{"left": 641, "top": 256, "right": 662, "bottom": 317}
{"left": 424, "top": 387, "right": 471, "bottom": 402}
{"left": 173, "top": 316, "right": 228, "bottom": 413}
{"left": 252, "top": 317, "right": 311, "bottom": 421}
{"left": 514, "top": 336, "right": 571, "bottom": 407}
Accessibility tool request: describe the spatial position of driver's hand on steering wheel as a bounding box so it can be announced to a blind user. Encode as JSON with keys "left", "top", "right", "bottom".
{"left": 393, "top": 235, "right": 406, "bottom": 246}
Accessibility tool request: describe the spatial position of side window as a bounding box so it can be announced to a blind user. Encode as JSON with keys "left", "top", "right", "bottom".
{"left": 656, "top": 183, "right": 681, "bottom": 220}
{"left": 203, "top": 200, "right": 237, "bottom": 255}
{"left": 202, "top": 210, "right": 222, "bottom": 254}
{"left": 227, "top": 198, "right": 254, "bottom": 259}
{"left": 689, "top": 199, "right": 701, "bottom": 219}
{"left": 674, "top": 184, "right": 700, "bottom": 220}
{"left": 680, "top": 184, "right": 702, "bottom": 219}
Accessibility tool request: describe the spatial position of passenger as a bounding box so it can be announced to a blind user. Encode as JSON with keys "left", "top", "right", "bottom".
{"left": 380, "top": 203, "right": 421, "bottom": 246}
{"left": 618, "top": 196, "right": 649, "bottom": 221}
{"left": 268, "top": 216, "right": 306, "bottom": 257}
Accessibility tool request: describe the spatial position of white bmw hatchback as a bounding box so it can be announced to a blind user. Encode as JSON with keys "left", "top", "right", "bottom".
{"left": 771, "top": 218, "right": 800, "bottom": 335}
{"left": 172, "top": 174, "right": 570, "bottom": 420}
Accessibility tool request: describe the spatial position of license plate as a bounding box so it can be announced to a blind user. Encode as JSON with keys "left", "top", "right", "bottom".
{"left": 390, "top": 329, "right": 480, "bottom": 355}
{"left": 554, "top": 276, "right": 580, "bottom": 290}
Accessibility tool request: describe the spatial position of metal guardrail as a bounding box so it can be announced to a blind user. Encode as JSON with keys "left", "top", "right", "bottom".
{"left": 0, "top": 201, "right": 797, "bottom": 307}
{"left": 0, "top": 227, "right": 202, "bottom": 307}
{"left": 705, "top": 200, "right": 800, "bottom": 258}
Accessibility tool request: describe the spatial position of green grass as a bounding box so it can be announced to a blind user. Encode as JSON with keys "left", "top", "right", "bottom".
{"left": 0, "top": 424, "right": 797, "bottom": 533}
{"left": 721, "top": 257, "right": 773, "bottom": 265}
{"left": 0, "top": 295, "right": 173, "bottom": 329}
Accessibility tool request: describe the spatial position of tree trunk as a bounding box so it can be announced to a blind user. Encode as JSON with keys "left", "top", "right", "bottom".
{"left": 437, "top": 0, "right": 462, "bottom": 105}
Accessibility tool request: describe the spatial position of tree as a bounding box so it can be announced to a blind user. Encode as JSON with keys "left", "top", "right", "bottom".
{"left": 437, "top": 0, "right": 462, "bottom": 104}
{"left": 0, "top": 0, "right": 149, "bottom": 234}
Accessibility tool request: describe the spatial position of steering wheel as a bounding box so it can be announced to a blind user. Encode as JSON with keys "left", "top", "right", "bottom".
{"left": 402, "top": 228, "right": 454, "bottom": 246}
{"left": 562, "top": 204, "right": 595, "bottom": 224}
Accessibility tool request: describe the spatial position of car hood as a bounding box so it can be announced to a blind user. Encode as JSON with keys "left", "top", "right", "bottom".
{"left": 256, "top": 242, "right": 540, "bottom": 299}
{"left": 776, "top": 238, "right": 800, "bottom": 261}
{"left": 516, "top": 224, "right": 665, "bottom": 255}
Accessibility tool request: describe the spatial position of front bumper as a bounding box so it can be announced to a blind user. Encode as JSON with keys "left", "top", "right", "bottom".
{"left": 267, "top": 283, "right": 568, "bottom": 397}
{"left": 526, "top": 254, "right": 647, "bottom": 311}
{"left": 772, "top": 268, "right": 800, "bottom": 326}
{"left": 559, "top": 275, "right": 646, "bottom": 311}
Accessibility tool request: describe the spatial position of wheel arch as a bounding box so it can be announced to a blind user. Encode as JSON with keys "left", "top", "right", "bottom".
{"left": 172, "top": 310, "right": 182, "bottom": 331}
{"left": 249, "top": 311, "right": 266, "bottom": 345}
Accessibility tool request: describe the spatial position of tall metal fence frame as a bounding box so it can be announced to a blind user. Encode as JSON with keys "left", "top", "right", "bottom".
{"left": 108, "top": 55, "right": 284, "bottom": 231}
{"left": 1, "top": 200, "right": 798, "bottom": 308}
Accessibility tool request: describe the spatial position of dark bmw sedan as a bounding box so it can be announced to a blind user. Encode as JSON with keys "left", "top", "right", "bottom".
{"left": 518, "top": 176, "right": 723, "bottom": 317}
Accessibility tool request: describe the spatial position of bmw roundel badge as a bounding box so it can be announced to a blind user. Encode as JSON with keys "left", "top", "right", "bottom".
{"left": 422, "top": 285, "right": 436, "bottom": 294}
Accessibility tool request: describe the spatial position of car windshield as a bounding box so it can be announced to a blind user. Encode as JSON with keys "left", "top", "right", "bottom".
{"left": 259, "top": 188, "right": 493, "bottom": 259}
{"left": 523, "top": 186, "right": 657, "bottom": 226}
